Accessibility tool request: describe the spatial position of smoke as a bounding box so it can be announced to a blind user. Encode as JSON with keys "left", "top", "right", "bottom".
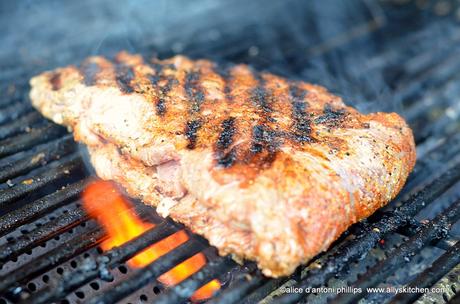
{"left": 2, "top": 0, "right": 458, "bottom": 119}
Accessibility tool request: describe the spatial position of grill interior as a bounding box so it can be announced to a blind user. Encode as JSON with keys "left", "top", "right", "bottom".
{"left": 1, "top": 1, "right": 460, "bottom": 303}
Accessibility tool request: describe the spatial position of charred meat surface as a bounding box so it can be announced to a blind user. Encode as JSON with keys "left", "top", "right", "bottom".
{"left": 29, "top": 51, "right": 416, "bottom": 277}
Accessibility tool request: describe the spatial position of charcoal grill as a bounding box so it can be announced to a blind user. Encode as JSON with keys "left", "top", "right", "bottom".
{"left": 1, "top": 0, "right": 460, "bottom": 303}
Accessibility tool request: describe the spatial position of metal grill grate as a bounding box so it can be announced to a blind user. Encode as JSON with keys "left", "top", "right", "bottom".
{"left": 1, "top": 1, "right": 460, "bottom": 303}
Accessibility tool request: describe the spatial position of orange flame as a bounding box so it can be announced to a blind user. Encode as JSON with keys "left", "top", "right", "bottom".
{"left": 82, "top": 180, "right": 220, "bottom": 301}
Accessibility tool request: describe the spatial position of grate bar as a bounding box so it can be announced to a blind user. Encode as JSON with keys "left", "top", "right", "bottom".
{"left": 394, "top": 42, "right": 460, "bottom": 107}
{"left": 0, "top": 111, "right": 43, "bottom": 140}
{"left": 0, "top": 101, "right": 31, "bottom": 125}
{"left": 0, "top": 134, "right": 77, "bottom": 183}
{"left": 0, "top": 75, "right": 29, "bottom": 107}
{"left": 153, "top": 256, "right": 236, "bottom": 304}
{"left": 240, "top": 277, "right": 288, "bottom": 304}
{"left": 23, "top": 221, "right": 178, "bottom": 304}
{"left": 397, "top": 225, "right": 460, "bottom": 251}
{"left": 271, "top": 160, "right": 460, "bottom": 304}
{"left": 87, "top": 240, "right": 208, "bottom": 304}
{"left": 401, "top": 134, "right": 460, "bottom": 198}
{"left": 331, "top": 197, "right": 460, "bottom": 303}
{"left": 408, "top": 85, "right": 460, "bottom": 144}
{"left": 207, "top": 265, "right": 263, "bottom": 304}
{"left": 0, "top": 207, "right": 88, "bottom": 265}
{"left": 0, "top": 153, "right": 83, "bottom": 210}
{"left": 0, "top": 179, "right": 88, "bottom": 237}
{"left": 404, "top": 74, "right": 460, "bottom": 123}
{"left": 389, "top": 240, "right": 460, "bottom": 304}
{"left": 210, "top": 276, "right": 266, "bottom": 304}
{"left": 361, "top": 20, "right": 460, "bottom": 75}
{"left": 0, "top": 123, "right": 66, "bottom": 158}
{"left": 0, "top": 224, "right": 105, "bottom": 296}
{"left": 414, "top": 109, "right": 460, "bottom": 145}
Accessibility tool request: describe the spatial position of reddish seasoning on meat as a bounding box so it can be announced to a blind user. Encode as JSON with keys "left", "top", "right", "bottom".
{"left": 30, "top": 51, "right": 416, "bottom": 277}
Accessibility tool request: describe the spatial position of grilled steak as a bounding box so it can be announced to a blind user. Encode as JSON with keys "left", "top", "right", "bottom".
{"left": 29, "top": 51, "right": 416, "bottom": 277}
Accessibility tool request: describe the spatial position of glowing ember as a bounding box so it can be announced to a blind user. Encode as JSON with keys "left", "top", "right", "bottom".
{"left": 82, "top": 180, "right": 220, "bottom": 301}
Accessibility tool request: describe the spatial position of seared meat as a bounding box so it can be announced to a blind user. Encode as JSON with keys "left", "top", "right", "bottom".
{"left": 29, "top": 51, "right": 416, "bottom": 277}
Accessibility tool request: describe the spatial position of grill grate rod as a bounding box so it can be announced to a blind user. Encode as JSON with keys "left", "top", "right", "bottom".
{"left": 389, "top": 240, "right": 460, "bottom": 304}
{"left": 0, "top": 224, "right": 105, "bottom": 297}
{"left": 0, "top": 153, "right": 83, "bottom": 210}
{"left": 331, "top": 197, "right": 460, "bottom": 303}
{"left": 23, "top": 221, "right": 179, "bottom": 304}
{"left": 407, "top": 76, "right": 460, "bottom": 144}
{"left": 401, "top": 133, "right": 460, "bottom": 198}
{"left": 0, "top": 123, "right": 66, "bottom": 159}
{"left": 0, "top": 134, "right": 76, "bottom": 183}
{"left": 239, "top": 277, "right": 289, "bottom": 304}
{"left": 207, "top": 264, "right": 264, "bottom": 304}
{"left": 152, "top": 256, "right": 236, "bottom": 304}
{"left": 0, "top": 207, "right": 88, "bottom": 266}
{"left": 0, "top": 76, "right": 29, "bottom": 107}
{"left": 397, "top": 224, "right": 460, "bottom": 251}
{"left": 87, "top": 240, "right": 209, "bottom": 304}
{"left": 270, "top": 159, "right": 460, "bottom": 304}
{"left": 0, "top": 101, "right": 32, "bottom": 125}
{"left": 391, "top": 37, "right": 460, "bottom": 107}
{"left": 211, "top": 276, "right": 266, "bottom": 304}
{"left": 0, "top": 112, "right": 42, "bottom": 140}
{"left": 0, "top": 179, "right": 88, "bottom": 237}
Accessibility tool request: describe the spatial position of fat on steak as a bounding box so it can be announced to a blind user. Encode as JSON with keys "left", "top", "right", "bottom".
{"left": 29, "top": 51, "right": 416, "bottom": 277}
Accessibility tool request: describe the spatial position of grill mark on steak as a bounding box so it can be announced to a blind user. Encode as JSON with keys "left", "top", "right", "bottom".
{"left": 156, "top": 78, "right": 175, "bottom": 116}
{"left": 156, "top": 98, "right": 166, "bottom": 116}
{"left": 185, "top": 119, "right": 202, "bottom": 149}
{"left": 184, "top": 70, "right": 205, "bottom": 113}
{"left": 148, "top": 63, "right": 177, "bottom": 116}
{"left": 251, "top": 86, "right": 274, "bottom": 115}
{"left": 80, "top": 62, "right": 100, "bottom": 86}
{"left": 217, "top": 117, "right": 236, "bottom": 149}
{"left": 210, "top": 69, "right": 283, "bottom": 169}
{"left": 49, "top": 72, "right": 62, "bottom": 91}
{"left": 289, "top": 84, "right": 313, "bottom": 143}
{"left": 250, "top": 125, "right": 279, "bottom": 154}
{"left": 315, "top": 104, "right": 346, "bottom": 128}
{"left": 248, "top": 73, "right": 280, "bottom": 166}
{"left": 149, "top": 62, "right": 164, "bottom": 78}
{"left": 211, "top": 63, "right": 240, "bottom": 168}
{"left": 215, "top": 117, "right": 237, "bottom": 167}
{"left": 212, "top": 63, "right": 234, "bottom": 102}
{"left": 217, "top": 148, "right": 237, "bottom": 168}
{"left": 114, "top": 63, "right": 135, "bottom": 93}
